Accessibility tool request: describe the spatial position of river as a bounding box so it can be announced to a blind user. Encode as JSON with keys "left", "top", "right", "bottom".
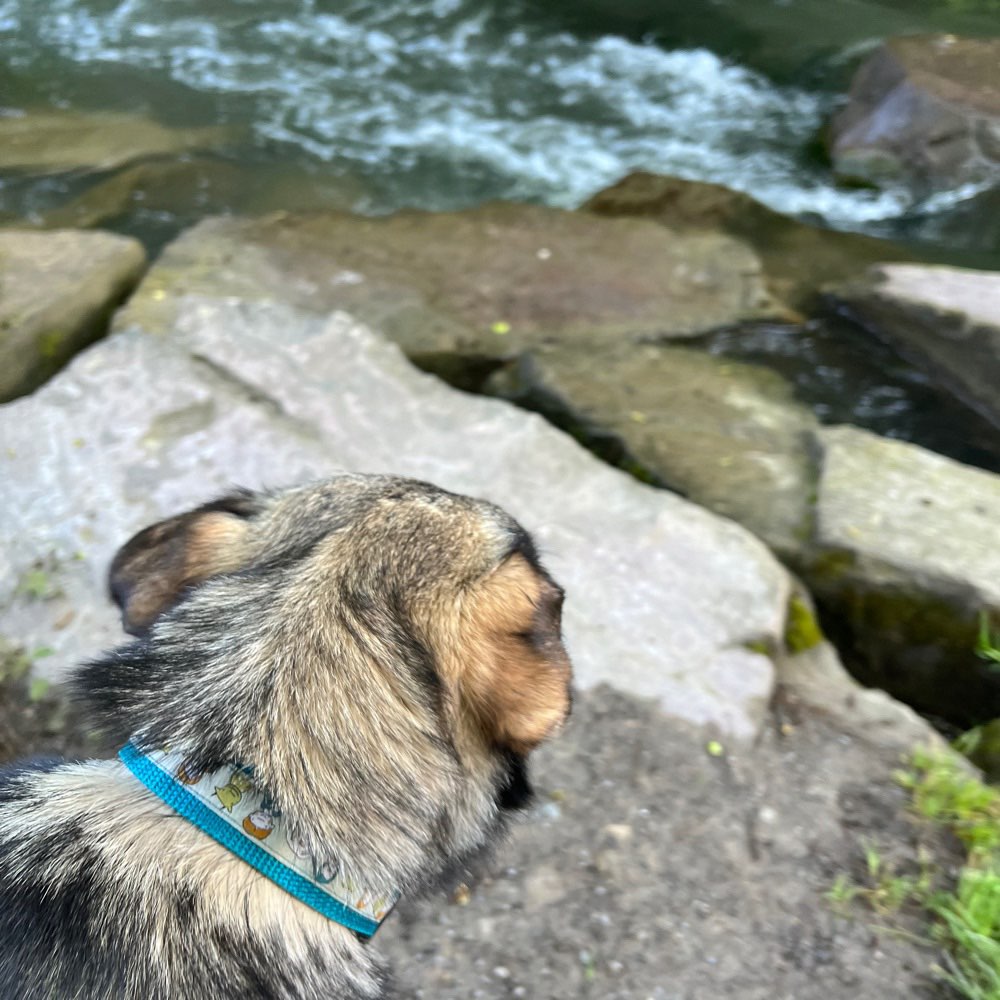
{"left": 1, "top": 0, "right": 998, "bottom": 466}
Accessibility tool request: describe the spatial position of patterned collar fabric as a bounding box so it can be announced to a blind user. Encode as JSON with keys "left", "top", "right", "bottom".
{"left": 118, "top": 742, "right": 398, "bottom": 937}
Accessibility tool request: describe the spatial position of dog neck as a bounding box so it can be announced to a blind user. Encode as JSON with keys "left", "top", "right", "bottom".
{"left": 119, "top": 742, "right": 399, "bottom": 937}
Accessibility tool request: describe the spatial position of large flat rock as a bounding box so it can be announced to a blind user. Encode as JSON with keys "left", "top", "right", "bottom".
{"left": 829, "top": 263, "right": 1000, "bottom": 428}
{"left": 0, "top": 228, "right": 146, "bottom": 401}
{"left": 115, "top": 206, "right": 783, "bottom": 371}
{"left": 0, "top": 296, "right": 792, "bottom": 740}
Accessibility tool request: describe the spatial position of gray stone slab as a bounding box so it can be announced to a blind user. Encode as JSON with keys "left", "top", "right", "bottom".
{"left": 815, "top": 425, "right": 1000, "bottom": 606}
{"left": 0, "top": 297, "right": 791, "bottom": 739}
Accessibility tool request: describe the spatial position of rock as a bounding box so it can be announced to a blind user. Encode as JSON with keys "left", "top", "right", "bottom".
{"left": 829, "top": 35, "right": 1000, "bottom": 194}
{"left": 807, "top": 425, "right": 1000, "bottom": 724}
{"left": 828, "top": 263, "right": 1000, "bottom": 429}
{"left": 585, "top": 171, "right": 913, "bottom": 310}
{"left": 776, "top": 638, "right": 948, "bottom": 754}
{"left": 114, "top": 205, "right": 784, "bottom": 381}
{"left": 486, "top": 343, "right": 818, "bottom": 560}
{"left": 0, "top": 109, "right": 237, "bottom": 174}
{"left": 0, "top": 229, "right": 146, "bottom": 401}
{"left": 0, "top": 296, "right": 793, "bottom": 740}
{"left": 42, "top": 160, "right": 363, "bottom": 234}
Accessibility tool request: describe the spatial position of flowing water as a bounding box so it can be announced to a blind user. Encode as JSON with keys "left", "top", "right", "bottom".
{"left": 2, "top": 0, "right": 998, "bottom": 240}
{"left": 1, "top": 0, "right": 999, "bottom": 464}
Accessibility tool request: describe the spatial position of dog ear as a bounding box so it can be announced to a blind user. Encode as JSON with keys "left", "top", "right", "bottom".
{"left": 455, "top": 554, "right": 572, "bottom": 755}
{"left": 109, "top": 497, "right": 255, "bottom": 635}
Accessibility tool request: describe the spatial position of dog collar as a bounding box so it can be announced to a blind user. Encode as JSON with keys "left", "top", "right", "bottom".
{"left": 118, "top": 742, "right": 398, "bottom": 937}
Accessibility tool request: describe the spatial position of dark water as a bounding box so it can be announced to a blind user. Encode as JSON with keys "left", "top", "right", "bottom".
{"left": 702, "top": 318, "right": 1000, "bottom": 474}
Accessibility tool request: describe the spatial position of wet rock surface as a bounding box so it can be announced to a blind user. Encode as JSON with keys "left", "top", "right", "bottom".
{"left": 808, "top": 425, "right": 1000, "bottom": 725}
{"left": 0, "top": 227, "right": 145, "bottom": 401}
{"left": 0, "top": 109, "right": 237, "bottom": 175}
{"left": 585, "top": 172, "right": 914, "bottom": 310}
{"left": 829, "top": 35, "right": 1000, "bottom": 194}
{"left": 114, "top": 205, "right": 783, "bottom": 373}
{"left": 381, "top": 686, "right": 950, "bottom": 1000}
{"left": 829, "top": 262, "right": 1000, "bottom": 429}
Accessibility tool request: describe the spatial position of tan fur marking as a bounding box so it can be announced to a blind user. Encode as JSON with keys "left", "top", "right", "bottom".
{"left": 112, "top": 511, "right": 249, "bottom": 632}
{"left": 182, "top": 512, "right": 251, "bottom": 580}
{"left": 443, "top": 555, "right": 572, "bottom": 755}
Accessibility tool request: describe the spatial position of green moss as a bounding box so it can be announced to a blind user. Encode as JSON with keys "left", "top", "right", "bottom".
{"left": 17, "top": 567, "right": 63, "bottom": 601}
{"left": 784, "top": 594, "right": 823, "bottom": 653}
{"left": 805, "top": 547, "right": 857, "bottom": 584}
{"left": 36, "top": 329, "right": 66, "bottom": 360}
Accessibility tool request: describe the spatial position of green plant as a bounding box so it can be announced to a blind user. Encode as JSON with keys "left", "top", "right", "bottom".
{"left": 832, "top": 748, "right": 1000, "bottom": 998}
{"left": 902, "top": 750, "right": 1000, "bottom": 999}
{"left": 978, "top": 613, "right": 1000, "bottom": 670}
{"left": 826, "top": 840, "right": 930, "bottom": 917}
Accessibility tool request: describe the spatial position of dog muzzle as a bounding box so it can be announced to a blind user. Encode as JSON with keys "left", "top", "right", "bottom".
{"left": 119, "top": 742, "right": 399, "bottom": 937}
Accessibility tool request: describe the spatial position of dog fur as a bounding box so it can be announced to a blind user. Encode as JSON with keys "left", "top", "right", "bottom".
{"left": 0, "top": 475, "right": 572, "bottom": 999}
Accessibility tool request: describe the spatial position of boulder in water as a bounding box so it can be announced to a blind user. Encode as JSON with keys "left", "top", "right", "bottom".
{"left": 829, "top": 35, "right": 1000, "bottom": 194}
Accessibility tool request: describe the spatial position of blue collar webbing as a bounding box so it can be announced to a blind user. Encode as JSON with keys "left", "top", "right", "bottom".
{"left": 118, "top": 742, "right": 398, "bottom": 937}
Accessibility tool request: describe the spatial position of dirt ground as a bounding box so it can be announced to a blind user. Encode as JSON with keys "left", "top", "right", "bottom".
{"left": 0, "top": 653, "right": 958, "bottom": 1000}
{"left": 382, "top": 686, "right": 959, "bottom": 1000}
{"left": 0, "top": 643, "right": 102, "bottom": 764}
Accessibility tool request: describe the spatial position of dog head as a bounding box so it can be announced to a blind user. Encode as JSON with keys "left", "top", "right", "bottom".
{"left": 81, "top": 475, "right": 572, "bottom": 891}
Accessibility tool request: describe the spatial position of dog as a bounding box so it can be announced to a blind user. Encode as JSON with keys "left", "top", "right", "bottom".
{"left": 0, "top": 475, "right": 572, "bottom": 999}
